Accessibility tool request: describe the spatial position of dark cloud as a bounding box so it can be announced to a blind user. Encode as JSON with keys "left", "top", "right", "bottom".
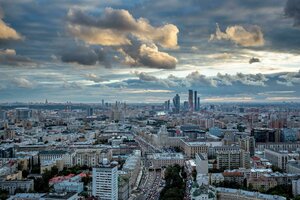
{"left": 285, "top": 0, "right": 300, "bottom": 26}
{"left": 249, "top": 57, "right": 260, "bottom": 64}
{"left": 0, "top": 49, "right": 35, "bottom": 66}
{"left": 61, "top": 45, "right": 111, "bottom": 67}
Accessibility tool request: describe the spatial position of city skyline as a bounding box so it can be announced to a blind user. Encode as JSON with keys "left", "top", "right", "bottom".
{"left": 0, "top": 0, "right": 300, "bottom": 103}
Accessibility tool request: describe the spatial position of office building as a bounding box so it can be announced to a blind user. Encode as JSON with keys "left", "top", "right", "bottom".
{"left": 164, "top": 100, "right": 170, "bottom": 111}
{"left": 92, "top": 159, "right": 118, "bottom": 200}
{"left": 87, "top": 107, "right": 94, "bottom": 116}
{"left": 15, "top": 108, "right": 31, "bottom": 121}
{"left": 251, "top": 128, "right": 281, "bottom": 143}
{"left": 173, "top": 94, "right": 180, "bottom": 113}
{"left": 194, "top": 91, "right": 197, "bottom": 111}
{"left": 264, "top": 149, "right": 289, "bottom": 171}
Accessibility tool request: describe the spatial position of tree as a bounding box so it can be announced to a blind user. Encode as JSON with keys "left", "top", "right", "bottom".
{"left": 0, "top": 189, "right": 8, "bottom": 200}
{"left": 191, "top": 169, "right": 197, "bottom": 181}
{"left": 22, "top": 169, "right": 29, "bottom": 178}
{"left": 271, "top": 165, "right": 284, "bottom": 173}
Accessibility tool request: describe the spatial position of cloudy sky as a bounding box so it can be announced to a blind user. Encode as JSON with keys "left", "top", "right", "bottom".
{"left": 0, "top": 0, "right": 300, "bottom": 103}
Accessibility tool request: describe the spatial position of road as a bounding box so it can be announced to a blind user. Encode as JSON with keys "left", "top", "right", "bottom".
{"left": 134, "top": 134, "right": 164, "bottom": 200}
{"left": 136, "top": 170, "right": 162, "bottom": 200}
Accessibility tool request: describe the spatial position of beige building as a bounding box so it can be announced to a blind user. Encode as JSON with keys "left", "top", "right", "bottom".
{"left": 181, "top": 140, "right": 222, "bottom": 158}
{"left": 74, "top": 148, "right": 112, "bottom": 167}
{"left": 149, "top": 153, "right": 185, "bottom": 169}
{"left": 216, "top": 150, "right": 250, "bottom": 170}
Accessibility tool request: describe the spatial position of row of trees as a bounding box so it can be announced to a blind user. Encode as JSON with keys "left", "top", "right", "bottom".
{"left": 159, "top": 164, "right": 186, "bottom": 200}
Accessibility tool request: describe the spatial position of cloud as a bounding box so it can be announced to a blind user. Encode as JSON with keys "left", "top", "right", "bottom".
{"left": 249, "top": 57, "right": 260, "bottom": 64}
{"left": 216, "top": 73, "right": 267, "bottom": 86}
{"left": 184, "top": 71, "right": 218, "bottom": 87}
{"left": 210, "top": 23, "right": 264, "bottom": 47}
{"left": 0, "top": 10, "right": 22, "bottom": 40}
{"left": 120, "top": 41, "right": 177, "bottom": 69}
{"left": 12, "top": 77, "right": 33, "bottom": 88}
{"left": 138, "top": 43, "right": 177, "bottom": 69}
{"left": 67, "top": 7, "right": 179, "bottom": 48}
{"left": 134, "top": 71, "right": 158, "bottom": 81}
{"left": 62, "top": 81, "right": 83, "bottom": 89}
{"left": 207, "top": 53, "right": 232, "bottom": 60}
{"left": 134, "top": 71, "right": 178, "bottom": 87}
{"left": 85, "top": 73, "right": 107, "bottom": 83}
{"left": 0, "top": 49, "right": 35, "bottom": 66}
{"left": 277, "top": 70, "right": 300, "bottom": 86}
{"left": 61, "top": 45, "right": 110, "bottom": 67}
{"left": 285, "top": 0, "right": 300, "bottom": 26}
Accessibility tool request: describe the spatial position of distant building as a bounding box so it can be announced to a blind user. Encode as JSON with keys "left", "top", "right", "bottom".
{"left": 194, "top": 91, "right": 198, "bottom": 111}
{"left": 87, "top": 107, "right": 93, "bottom": 116}
{"left": 251, "top": 128, "right": 281, "bottom": 143}
{"left": 188, "top": 90, "right": 193, "bottom": 111}
{"left": 15, "top": 108, "right": 31, "bottom": 121}
{"left": 172, "top": 94, "right": 180, "bottom": 113}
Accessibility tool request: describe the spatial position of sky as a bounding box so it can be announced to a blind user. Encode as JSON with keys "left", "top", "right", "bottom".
{"left": 0, "top": 0, "right": 300, "bottom": 103}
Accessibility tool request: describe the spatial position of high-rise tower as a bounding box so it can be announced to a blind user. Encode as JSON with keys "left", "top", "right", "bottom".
{"left": 188, "top": 90, "right": 193, "bottom": 111}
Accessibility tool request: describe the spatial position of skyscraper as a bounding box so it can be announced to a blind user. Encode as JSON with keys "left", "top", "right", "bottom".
{"left": 92, "top": 159, "right": 118, "bottom": 200}
{"left": 16, "top": 108, "right": 31, "bottom": 121}
{"left": 194, "top": 91, "right": 197, "bottom": 111}
{"left": 173, "top": 94, "right": 180, "bottom": 113}
{"left": 197, "top": 97, "right": 200, "bottom": 111}
{"left": 188, "top": 90, "right": 193, "bottom": 111}
{"left": 87, "top": 107, "right": 93, "bottom": 116}
{"left": 164, "top": 100, "right": 170, "bottom": 111}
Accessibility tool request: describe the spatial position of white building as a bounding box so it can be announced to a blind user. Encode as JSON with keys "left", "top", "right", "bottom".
{"left": 54, "top": 181, "right": 84, "bottom": 193}
{"left": 264, "top": 149, "right": 289, "bottom": 170}
{"left": 39, "top": 150, "right": 74, "bottom": 167}
{"left": 92, "top": 160, "right": 118, "bottom": 200}
{"left": 195, "top": 153, "right": 208, "bottom": 174}
{"left": 292, "top": 179, "right": 300, "bottom": 197}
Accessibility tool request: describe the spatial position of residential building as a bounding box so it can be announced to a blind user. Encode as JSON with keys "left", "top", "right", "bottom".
{"left": 92, "top": 160, "right": 118, "bottom": 200}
